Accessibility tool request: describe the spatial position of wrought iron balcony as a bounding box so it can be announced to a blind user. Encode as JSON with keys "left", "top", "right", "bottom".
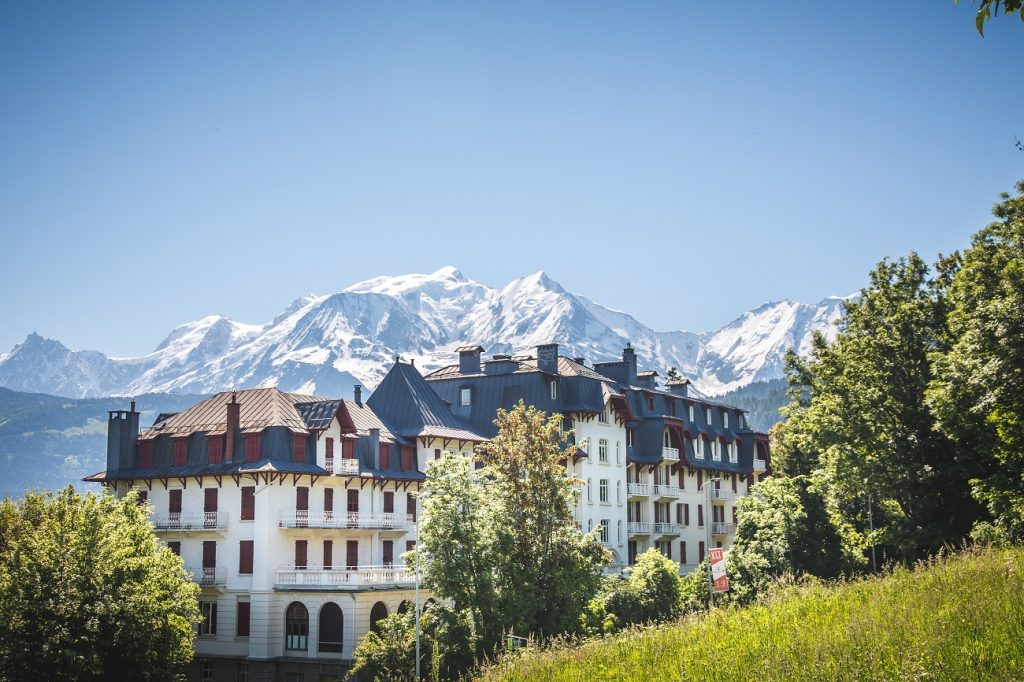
{"left": 190, "top": 566, "right": 226, "bottom": 586}
{"left": 279, "top": 510, "right": 415, "bottom": 531}
{"left": 275, "top": 564, "right": 415, "bottom": 589}
{"left": 152, "top": 512, "right": 228, "bottom": 532}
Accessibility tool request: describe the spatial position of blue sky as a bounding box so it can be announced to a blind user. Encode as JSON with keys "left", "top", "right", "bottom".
{"left": 1, "top": 1, "right": 1021, "bottom": 357}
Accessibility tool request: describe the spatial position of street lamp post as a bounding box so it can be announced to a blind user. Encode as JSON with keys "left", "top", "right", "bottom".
{"left": 414, "top": 512, "right": 421, "bottom": 680}
{"left": 697, "top": 476, "right": 720, "bottom": 607}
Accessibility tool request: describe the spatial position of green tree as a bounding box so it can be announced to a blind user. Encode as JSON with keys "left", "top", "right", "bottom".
{"left": 583, "top": 548, "right": 683, "bottom": 633}
{"left": 929, "top": 181, "right": 1024, "bottom": 541}
{"left": 0, "top": 487, "right": 200, "bottom": 681}
{"left": 781, "top": 254, "right": 982, "bottom": 564}
{"left": 477, "top": 402, "right": 609, "bottom": 639}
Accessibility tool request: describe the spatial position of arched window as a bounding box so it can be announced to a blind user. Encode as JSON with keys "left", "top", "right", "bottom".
{"left": 369, "top": 601, "right": 388, "bottom": 633}
{"left": 397, "top": 600, "right": 412, "bottom": 615}
{"left": 318, "top": 602, "right": 343, "bottom": 653}
{"left": 285, "top": 602, "right": 308, "bottom": 651}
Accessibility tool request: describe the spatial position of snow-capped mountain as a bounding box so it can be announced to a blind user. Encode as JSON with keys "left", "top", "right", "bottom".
{"left": 0, "top": 267, "right": 850, "bottom": 399}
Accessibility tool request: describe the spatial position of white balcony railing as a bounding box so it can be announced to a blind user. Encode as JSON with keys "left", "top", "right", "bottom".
{"left": 190, "top": 566, "right": 226, "bottom": 586}
{"left": 152, "top": 512, "right": 228, "bottom": 531}
{"left": 279, "top": 510, "right": 415, "bottom": 531}
{"left": 662, "top": 447, "right": 680, "bottom": 461}
{"left": 627, "top": 521, "right": 651, "bottom": 535}
{"left": 753, "top": 458, "right": 767, "bottom": 471}
{"left": 323, "top": 457, "right": 360, "bottom": 475}
{"left": 711, "top": 522, "right": 737, "bottom": 536}
{"left": 653, "top": 522, "right": 679, "bottom": 536}
{"left": 275, "top": 565, "right": 415, "bottom": 588}
{"left": 626, "top": 483, "right": 650, "bottom": 497}
{"left": 709, "top": 488, "right": 736, "bottom": 501}
{"left": 653, "top": 484, "right": 680, "bottom": 498}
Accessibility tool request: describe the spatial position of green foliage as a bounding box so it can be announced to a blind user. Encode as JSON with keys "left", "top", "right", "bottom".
{"left": 0, "top": 487, "right": 200, "bottom": 681}
{"left": 957, "top": 0, "right": 1024, "bottom": 36}
{"left": 350, "top": 611, "right": 416, "bottom": 681}
{"left": 583, "top": 549, "right": 683, "bottom": 634}
{"left": 928, "top": 181, "right": 1024, "bottom": 542}
{"left": 478, "top": 546, "right": 1024, "bottom": 681}
{"left": 715, "top": 378, "right": 790, "bottom": 433}
{"left": 414, "top": 402, "right": 608, "bottom": 671}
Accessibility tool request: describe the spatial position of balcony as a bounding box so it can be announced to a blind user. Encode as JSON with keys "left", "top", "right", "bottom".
{"left": 279, "top": 510, "right": 415, "bottom": 531}
{"left": 152, "top": 512, "right": 228, "bottom": 532}
{"left": 653, "top": 484, "right": 680, "bottom": 499}
{"left": 323, "top": 457, "right": 360, "bottom": 475}
{"left": 653, "top": 522, "right": 679, "bottom": 536}
{"left": 190, "top": 566, "right": 226, "bottom": 586}
{"left": 627, "top": 521, "right": 651, "bottom": 535}
{"left": 711, "top": 522, "right": 736, "bottom": 536}
{"left": 275, "top": 565, "right": 415, "bottom": 589}
{"left": 626, "top": 483, "right": 650, "bottom": 497}
{"left": 709, "top": 488, "right": 736, "bottom": 501}
{"left": 662, "top": 447, "right": 680, "bottom": 462}
{"left": 753, "top": 458, "right": 767, "bottom": 471}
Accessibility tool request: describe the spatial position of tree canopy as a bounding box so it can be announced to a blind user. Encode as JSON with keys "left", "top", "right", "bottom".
{"left": 0, "top": 487, "right": 200, "bottom": 681}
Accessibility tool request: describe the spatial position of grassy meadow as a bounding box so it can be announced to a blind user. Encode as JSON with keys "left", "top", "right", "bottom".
{"left": 478, "top": 547, "right": 1024, "bottom": 681}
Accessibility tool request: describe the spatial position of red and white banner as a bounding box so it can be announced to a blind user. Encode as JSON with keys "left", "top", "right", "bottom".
{"left": 709, "top": 547, "right": 729, "bottom": 592}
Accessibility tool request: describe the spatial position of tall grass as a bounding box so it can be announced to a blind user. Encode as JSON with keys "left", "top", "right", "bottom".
{"left": 477, "top": 546, "right": 1024, "bottom": 681}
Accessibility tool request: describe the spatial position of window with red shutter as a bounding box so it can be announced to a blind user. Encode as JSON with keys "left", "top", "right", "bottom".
{"left": 172, "top": 438, "right": 187, "bottom": 466}
{"left": 324, "top": 488, "right": 333, "bottom": 514}
{"left": 138, "top": 440, "right": 153, "bottom": 467}
{"left": 240, "top": 486, "right": 255, "bottom": 521}
{"left": 169, "top": 489, "right": 182, "bottom": 514}
{"left": 167, "top": 541, "right": 181, "bottom": 556}
{"left": 434, "top": 448, "right": 441, "bottom": 460}
{"left": 207, "top": 436, "right": 223, "bottom": 464}
{"left": 292, "top": 433, "right": 307, "bottom": 463}
{"left": 698, "top": 541, "right": 705, "bottom": 563}
{"left": 239, "top": 540, "right": 253, "bottom": 574}
{"left": 295, "top": 540, "right": 307, "bottom": 570}
{"left": 401, "top": 447, "right": 413, "bottom": 471}
{"left": 406, "top": 540, "right": 416, "bottom": 554}
{"left": 678, "top": 468, "right": 684, "bottom": 489}
{"left": 698, "top": 504, "right": 704, "bottom": 527}
{"left": 382, "top": 540, "right": 393, "bottom": 567}
{"left": 680, "top": 541, "right": 687, "bottom": 564}
{"left": 379, "top": 444, "right": 390, "bottom": 469}
{"left": 342, "top": 439, "right": 355, "bottom": 459}
{"left": 202, "top": 541, "right": 217, "bottom": 569}
{"left": 244, "top": 434, "right": 260, "bottom": 462}
{"left": 204, "top": 488, "right": 218, "bottom": 513}
{"left": 406, "top": 493, "right": 416, "bottom": 521}
{"left": 325, "top": 437, "right": 334, "bottom": 459}
{"left": 383, "top": 491, "right": 394, "bottom": 514}
{"left": 346, "top": 540, "right": 358, "bottom": 569}
{"left": 732, "top": 474, "right": 737, "bottom": 493}
{"left": 236, "top": 602, "right": 250, "bottom": 637}
{"left": 676, "top": 503, "right": 682, "bottom": 524}
{"left": 136, "top": 490, "right": 148, "bottom": 506}
{"left": 697, "top": 469, "right": 703, "bottom": 489}
{"left": 347, "top": 489, "right": 359, "bottom": 513}
{"left": 323, "top": 540, "right": 333, "bottom": 570}
{"left": 296, "top": 487, "right": 309, "bottom": 511}
{"left": 684, "top": 504, "right": 690, "bottom": 525}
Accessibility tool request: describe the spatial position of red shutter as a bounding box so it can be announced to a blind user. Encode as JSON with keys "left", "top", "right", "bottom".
{"left": 236, "top": 602, "right": 250, "bottom": 637}
{"left": 325, "top": 437, "right": 334, "bottom": 459}
{"left": 680, "top": 541, "right": 687, "bottom": 564}
{"left": 323, "top": 540, "right": 333, "bottom": 569}
{"left": 383, "top": 491, "right": 394, "bottom": 514}
{"left": 207, "top": 436, "right": 224, "bottom": 464}
{"left": 292, "top": 433, "right": 307, "bottom": 463}
{"left": 244, "top": 434, "right": 260, "bottom": 462}
{"left": 347, "top": 489, "right": 359, "bottom": 513}
{"left": 239, "top": 540, "right": 253, "bottom": 574}
{"left": 342, "top": 439, "right": 355, "bottom": 459}
{"left": 382, "top": 540, "right": 393, "bottom": 567}
{"left": 169, "top": 489, "right": 182, "bottom": 514}
{"left": 379, "top": 444, "right": 390, "bottom": 469}
{"left": 139, "top": 440, "right": 153, "bottom": 467}
{"left": 137, "top": 490, "right": 148, "bottom": 505}
{"left": 684, "top": 504, "right": 690, "bottom": 525}
{"left": 732, "top": 474, "right": 737, "bottom": 493}
{"left": 678, "top": 468, "right": 684, "bottom": 489}
{"left": 296, "top": 487, "right": 309, "bottom": 511}
{"left": 406, "top": 493, "right": 416, "bottom": 521}
{"left": 295, "top": 540, "right": 307, "bottom": 569}
{"left": 406, "top": 540, "right": 416, "bottom": 554}
{"left": 346, "top": 540, "right": 358, "bottom": 569}
{"left": 434, "top": 448, "right": 441, "bottom": 460}
{"left": 698, "top": 541, "right": 705, "bottom": 563}
{"left": 676, "top": 503, "right": 682, "bottom": 524}
{"left": 324, "top": 488, "right": 334, "bottom": 513}
{"left": 698, "top": 504, "right": 704, "bottom": 527}
{"left": 167, "top": 541, "right": 181, "bottom": 556}
{"left": 172, "top": 438, "right": 188, "bottom": 466}
{"left": 401, "top": 447, "right": 413, "bottom": 471}
{"left": 204, "top": 488, "right": 218, "bottom": 513}
{"left": 202, "top": 541, "right": 217, "bottom": 569}
{"left": 240, "top": 486, "right": 255, "bottom": 521}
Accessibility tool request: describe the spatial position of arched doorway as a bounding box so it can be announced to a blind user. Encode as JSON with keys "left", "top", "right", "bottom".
{"left": 285, "top": 602, "right": 309, "bottom": 651}
{"left": 369, "top": 601, "right": 388, "bottom": 633}
{"left": 318, "top": 602, "right": 343, "bottom": 653}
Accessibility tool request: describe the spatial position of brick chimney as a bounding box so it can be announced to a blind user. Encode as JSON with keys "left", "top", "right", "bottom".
{"left": 225, "top": 392, "right": 240, "bottom": 462}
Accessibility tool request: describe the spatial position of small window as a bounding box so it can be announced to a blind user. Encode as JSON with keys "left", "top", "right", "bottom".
{"left": 460, "top": 388, "right": 472, "bottom": 406}
{"left": 724, "top": 412, "right": 730, "bottom": 429}
{"left": 587, "top": 478, "right": 592, "bottom": 503}
{"left": 616, "top": 480, "right": 622, "bottom": 503}
{"left": 688, "top": 404, "right": 694, "bottom": 422}
{"left": 598, "top": 439, "right": 608, "bottom": 463}
{"left": 616, "top": 441, "right": 622, "bottom": 464}
{"left": 167, "top": 541, "right": 181, "bottom": 556}
{"left": 598, "top": 408, "right": 608, "bottom": 423}
{"left": 201, "top": 661, "right": 214, "bottom": 682}
{"left": 550, "top": 381, "right": 557, "bottom": 400}
{"left": 600, "top": 519, "right": 610, "bottom": 542}
{"left": 200, "top": 601, "right": 217, "bottom": 636}
{"left": 599, "top": 479, "right": 609, "bottom": 503}
{"left": 240, "top": 486, "right": 255, "bottom": 521}
{"left": 237, "top": 662, "right": 249, "bottom": 682}
{"left": 693, "top": 437, "right": 703, "bottom": 459}
{"left": 706, "top": 407, "right": 712, "bottom": 424}
{"left": 236, "top": 601, "right": 250, "bottom": 638}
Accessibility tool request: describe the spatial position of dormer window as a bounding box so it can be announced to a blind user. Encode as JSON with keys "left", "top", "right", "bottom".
{"left": 460, "top": 388, "right": 472, "bottom": 406}
{"left": 688, "top": 404, "right": 694, "bottom": 422}
{"left": 705, "top": 407, "right": 712, "bottom": 424}
{"left": 598, "top": 407, "right": 608, "bottom": 423}
{"left": 724, "top": 412, "right": 730, "bottom": 429}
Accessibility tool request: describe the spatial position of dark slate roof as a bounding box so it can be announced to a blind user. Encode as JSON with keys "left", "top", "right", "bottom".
{"left": 84, "top": 458, "right": 329, "bottom": 482}
{"left": 344, "top": 400, "right": 403, "bottom": 444}
{"left": 294, "top": 400, "right": 343, "bottom": 430}
{"left": 368, "top": 361, "right": 485, "bottom": 441}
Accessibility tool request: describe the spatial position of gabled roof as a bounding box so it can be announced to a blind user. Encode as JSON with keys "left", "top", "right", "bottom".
{"left": 139, "top": 387, "right": 326, "bottom": 439}
{"left": 343, "top": 400, "right": 403, "bottom": 443}
{"left": 368, "top": 361, "right": 485, "bottom": 441}
{"left": 294, "top": 399, "right": 344, "bottom": 431}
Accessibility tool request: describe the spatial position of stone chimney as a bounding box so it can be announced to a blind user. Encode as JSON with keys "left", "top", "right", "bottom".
{"left": 353, "top": 385, "right": 362, "bottom": 407}
{"left": 537, "top": 343, "right": 559, "bottom": 374}
{"left": 458, "top": 346, "right": 484, "bottom": 374}
{"left": 106, "top": 399, "right": 139, "bottom": 472}
{"left": 622, "top": 343, "right": 638, "bottom": 385}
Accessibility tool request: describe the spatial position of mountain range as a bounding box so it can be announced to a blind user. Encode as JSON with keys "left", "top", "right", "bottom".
{"left": 0, "top": 267, "right": 851, "bottom": 400}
